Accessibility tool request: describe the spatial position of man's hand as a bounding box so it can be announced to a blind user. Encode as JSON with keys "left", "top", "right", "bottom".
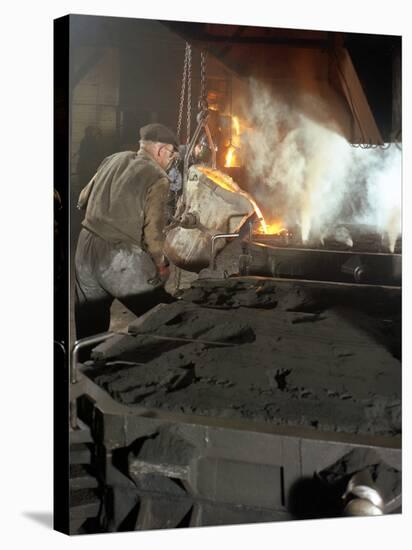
{"left": 157, "top": 263, "right": 170, "bottom": 282}
{"left": 148, "top": 262, "right": 170, "bottom": 286}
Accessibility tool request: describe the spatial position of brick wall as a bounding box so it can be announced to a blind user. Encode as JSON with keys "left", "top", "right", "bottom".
{"left": 70, "top": 48, "right": 120, "bottom": 185}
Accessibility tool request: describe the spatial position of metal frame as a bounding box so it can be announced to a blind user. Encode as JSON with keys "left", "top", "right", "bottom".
{"left": 70, "top": 332, "right": 115, "bottom": 429}
{"left": 73, "top": 361, "right": 401, "bottom": 530}
{"left": 210, "top": 232, "right": 239, "bottom": 269}
{"left": 249, "top": 239, "right": 402, "bottom": 258}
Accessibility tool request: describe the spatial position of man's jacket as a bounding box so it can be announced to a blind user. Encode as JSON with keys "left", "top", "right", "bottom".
{"left": 78, "top": 149, "right": 170, "bottom": 266}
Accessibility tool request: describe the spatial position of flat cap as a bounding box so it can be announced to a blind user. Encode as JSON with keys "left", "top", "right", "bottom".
{"left": 140, "top": 123, "right": 179, "bottom": 150}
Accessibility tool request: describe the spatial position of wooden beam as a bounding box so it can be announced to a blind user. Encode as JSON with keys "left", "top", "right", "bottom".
{"left": 331, "top": 46, "right": 383, "bottom": 145}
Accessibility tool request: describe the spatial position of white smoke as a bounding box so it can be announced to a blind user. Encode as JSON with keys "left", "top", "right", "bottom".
{"left": 350, "top": 146, "right": 402, "bottom": 252}
{"left": 241, "top": 79, "right": 402, "bottom": 252}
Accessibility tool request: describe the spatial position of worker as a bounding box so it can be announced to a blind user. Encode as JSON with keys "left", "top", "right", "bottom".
{"left": 74, "top": 123, "right": 179, "bottom": 339}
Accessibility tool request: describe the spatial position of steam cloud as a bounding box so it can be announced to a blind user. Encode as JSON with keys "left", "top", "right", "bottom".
{"left": 240, "top": 79, "right": 401, "bottom": 251}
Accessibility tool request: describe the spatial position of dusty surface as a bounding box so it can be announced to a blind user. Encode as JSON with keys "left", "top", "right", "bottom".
{"left": 84, "top": 278, "right": 401, "bottom": 437}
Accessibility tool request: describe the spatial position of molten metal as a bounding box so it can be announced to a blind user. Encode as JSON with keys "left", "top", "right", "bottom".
{"left": 196, "top": 166, "right": 267, "bottom": 232}
{"left": 256, "top": 220, "right": 287, "bottom": 235}
{"left": 197, "top": 166, "right": 241, "bottom": 193}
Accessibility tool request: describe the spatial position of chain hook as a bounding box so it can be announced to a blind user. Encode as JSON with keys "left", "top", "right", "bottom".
{"left": 199, "top": 51, "right": 208, "bottom": 111}
{"left": 177, "top": 42, "right": 192, "bottom": 143}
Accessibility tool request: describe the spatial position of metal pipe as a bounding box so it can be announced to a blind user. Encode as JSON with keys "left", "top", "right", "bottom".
{"left": 70, "top": 332, "right": 115, "bottom": 429}
{"left": 210, "top": 233, "right": 239, "bottom": 269}
{"left": 71, "top": 332, "right": 115, "bottom": 384}
{"left": 235, "top": 274, "right": 400, "bottom": 291}
{"left": 251, "top": 240, "right": 401, "bottom": 258}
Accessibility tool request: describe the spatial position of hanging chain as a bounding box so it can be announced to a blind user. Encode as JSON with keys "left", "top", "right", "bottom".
{"left": 177, "top": 42, "right": 190, "bottom": 142}
{"left": 177, "top": 46, "right": 209, "bottom": 145}
{"left": 199, "top": 50, "right": 208, "bottom": 110}
{"left": 186, "top": 45, "right": 192, "bottom": 144}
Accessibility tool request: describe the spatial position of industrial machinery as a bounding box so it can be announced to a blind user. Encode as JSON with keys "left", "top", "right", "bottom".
{"left": 69, "top": 171, "right": 401, "bottom": 532}
{"left": 69, "top": 272, "right": 401, "bottom": 532}
{"left": 68, "top": 24, "right": 402, "bottom": 534}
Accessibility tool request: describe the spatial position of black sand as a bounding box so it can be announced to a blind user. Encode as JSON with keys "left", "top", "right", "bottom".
{"left": 84, "top": 279, "right": 401, "bottom": 436}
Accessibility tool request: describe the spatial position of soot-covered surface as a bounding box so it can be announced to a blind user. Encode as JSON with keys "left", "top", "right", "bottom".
{"left": 84, "top": 278, "right": 401, "bottom": 436}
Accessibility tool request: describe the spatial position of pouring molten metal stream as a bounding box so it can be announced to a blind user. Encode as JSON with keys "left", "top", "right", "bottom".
{"left": 197, "top": 166, "right": 277, "bottom": 234}
{"left": 255, "top": 220, "right": 287, "bottom": 235}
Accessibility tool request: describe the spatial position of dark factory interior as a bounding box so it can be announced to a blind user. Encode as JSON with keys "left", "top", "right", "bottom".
{"left": 54, "top": 14, "right": 402, "bottom": 535}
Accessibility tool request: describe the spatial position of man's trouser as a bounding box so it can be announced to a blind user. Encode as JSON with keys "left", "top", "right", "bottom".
{"left": 74, "top": 228, "right": 172, "bottom": 339}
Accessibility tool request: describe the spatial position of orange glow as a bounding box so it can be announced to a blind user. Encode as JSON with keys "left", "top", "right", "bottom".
{"left": 197, "top": 166, "right": 241, "bottom": 193}
{"left": 196, "top": 166, "right": 267, "bottom": 233}
{"left": 225, "top": 145, "right": 239, "bottom": 168}
{"left": 256, "top": 219, "right": 287, "bottom": 235}
{"left": 232, "top": 116, "right": 240, "bottom": 136}
{"left": 224, "top": 116, "right": 243, "bottom": 167}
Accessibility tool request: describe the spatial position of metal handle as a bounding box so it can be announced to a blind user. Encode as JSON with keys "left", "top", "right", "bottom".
{"left": 70, "top": 332, "right": 115, "bottom": 430}
{"left": 71, "top": 332, "right": 115, "bottom": 384}
{"left": 210, "top": 233, "right": 239, "bottom": 270}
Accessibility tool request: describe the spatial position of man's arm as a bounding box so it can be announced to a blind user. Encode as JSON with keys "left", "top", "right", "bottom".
{"left": 77, "top": 154, "right": 114, "bottom": 210}
{"left": 77, "top": 176, "right": 96, "bottom": 210}
{"left": 143, "top": 176, "right": 170, "bottom": 271}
